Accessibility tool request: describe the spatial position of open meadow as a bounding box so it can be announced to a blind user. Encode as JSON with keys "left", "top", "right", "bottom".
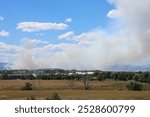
{"left": 0, "top": 80, "right": 150, "bottom": 100}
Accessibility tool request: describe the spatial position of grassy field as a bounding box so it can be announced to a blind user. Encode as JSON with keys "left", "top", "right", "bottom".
{"left": 0, "top": 80, "right": 150, "bottom": 100}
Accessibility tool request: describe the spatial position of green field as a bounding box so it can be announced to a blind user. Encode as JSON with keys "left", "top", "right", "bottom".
{"left": 0, "top": 80, "right": 150, "bottom": 100}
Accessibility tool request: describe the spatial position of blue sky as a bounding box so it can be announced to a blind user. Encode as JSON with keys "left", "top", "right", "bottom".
{"left": 0, "top": 0, "right": 149, "bottom": 70}
{"left": 0, "top": 0, "right": 113, "bottom": 45}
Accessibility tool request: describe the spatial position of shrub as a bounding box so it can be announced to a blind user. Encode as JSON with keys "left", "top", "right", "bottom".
{"left": 127, "top": 81, "right": 143, "bottom": 91}
{"left": 20, "top": 82, "right": 33, "bottom": 90}
{"left": 67, "top": 80, "right": 76, "bottom": 90}
{"left": 81, "top": 76, "right": 91, "bottom": 90}
{"left": 46, "top": 92, "right": 61, "bottom": 100}
{"left": 27, "top": 96, "right": 36, "bottom": 100}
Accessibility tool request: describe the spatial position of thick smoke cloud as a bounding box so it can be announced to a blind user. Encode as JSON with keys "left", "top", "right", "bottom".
{"left": 108, "top": 0, "right": 150, "bottom": 58}
{"left": 11, "top": 0, "right": 150, "bottom": 70}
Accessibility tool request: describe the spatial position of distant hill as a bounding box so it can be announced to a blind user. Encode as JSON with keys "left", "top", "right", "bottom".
{"left": 0, "top": 62, "right": 150, "bottom": 71}
{"left": 108, "top": 64, "right": 150, "bottom": 71}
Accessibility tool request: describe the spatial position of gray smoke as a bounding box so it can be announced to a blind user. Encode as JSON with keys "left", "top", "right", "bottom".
{"left": 11, "top": 0, "right": 150, "bottom": 70}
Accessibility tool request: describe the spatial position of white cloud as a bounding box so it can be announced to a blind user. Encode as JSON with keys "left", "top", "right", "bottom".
{"left": 16, "top": 22, "right": 68, "bottom": 32}
{"left": 27, "top": 39, "right": 49, "bottom": 44}
{"left": 73, "top": 32, "right": 99, "bottom": 41}
{"left": 58, "top": 31, "right": 100, "bottom": 45}
{"left": 0, "top": 16, "right": 4, "bottom": 21}
{"left": 107, "top": 9, "right": 120, "bottom": 18}
{"left": 0, "top": 30, "right": 10, "bottom": 37}
{"left": 65, "top": 18, "right": 72, "bottom": 23}
{"left": 58, "top": 31, "right": 74, "bottom": 40}
{"left": 0, "top": 41, "right": 21, "bottom": 63}
{"left": 36, "top": 33, "right": 45, "bottom": 36}
{"left": 21, "top": 38, "right": 49, "bottom": 49}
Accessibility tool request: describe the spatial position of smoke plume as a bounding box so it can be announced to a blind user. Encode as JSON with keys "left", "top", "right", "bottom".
{"left": 11, "top": 0, "right": 150, "bottom": 70}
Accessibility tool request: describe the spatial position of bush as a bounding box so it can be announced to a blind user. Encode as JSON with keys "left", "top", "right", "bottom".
{"left": 127, "top": 81, "right": 143, "bottom": 91}
{"left": 81, "top": 76, "right": 91, "bottom": 90}
{"left": 20, "top": 82, "right": 33, "bottom": 90}
{"left": 46, "top": 92, "right": 61, "bottom": 100}
{"left": 27, "top": 96, "right": 36, "bottom": 100}
{"left": 67, "top": 80, "right": 76, "bottom": 90}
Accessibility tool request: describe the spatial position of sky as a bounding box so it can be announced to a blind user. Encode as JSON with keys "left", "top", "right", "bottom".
{"left": 0, "top": 0, "right": 150, "bottom": 70}
{"left": 0, "top": 0, "right": 112, "bottom": 44}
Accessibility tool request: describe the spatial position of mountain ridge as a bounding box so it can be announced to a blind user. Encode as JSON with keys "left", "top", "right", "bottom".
{"left": 0, "top": 62, "right": 150, "bottom": 71}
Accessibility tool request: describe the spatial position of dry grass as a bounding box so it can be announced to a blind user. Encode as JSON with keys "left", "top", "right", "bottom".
{"left": 0, "top": 80, "right": 150, "bottom": 100}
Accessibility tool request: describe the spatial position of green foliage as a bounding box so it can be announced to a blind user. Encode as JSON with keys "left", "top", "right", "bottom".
{"left": 127, "top": 81, "right": 143, "bottom": 91}
{"left": 27, "top": 96, "right": 36, "bottom": 100}
{"left": 97, "top": 72, "right": 134, "bottom": 81}
{"left": 0, "top": 69, "right": 150, "bottom": 84}
{"left": 20, "top": 82, "right": 33, "bottom": 90}
{"left": 46, "top": 93, "right": 61, "bottom": 100}
{"left": 133, "top": 72, "right": 150, "bottom": 83}
{"left": 109, "top": 72, "right": 118, "bottom": 81}
{"left": 142, "top": 72, "right": 150, "bottom": 83}
{"left": 0, "top": 73, "right": 8, "bottom": 80}
{"left": 97, "top": 73, "right": 107, "bottom": 81}
{"left": 133, "top": 74, "right": 143, "bottom": 82}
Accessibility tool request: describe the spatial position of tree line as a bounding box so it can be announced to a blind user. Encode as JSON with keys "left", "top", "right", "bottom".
{"left": 94, "top": 71, "right": 150, "bottom": 83}
{"left": 0, "top": 70, "right": 150, "bottom": 83}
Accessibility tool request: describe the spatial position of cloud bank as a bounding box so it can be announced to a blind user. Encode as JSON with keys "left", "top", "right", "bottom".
{"left": 1, "top": 0, "right": 150, "bottom": 70}
{"left": 58, "top": 31, "right": 75, "bottom": 40}
{"left": 16, "top": 22, "right": 68, "bottom": 32}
